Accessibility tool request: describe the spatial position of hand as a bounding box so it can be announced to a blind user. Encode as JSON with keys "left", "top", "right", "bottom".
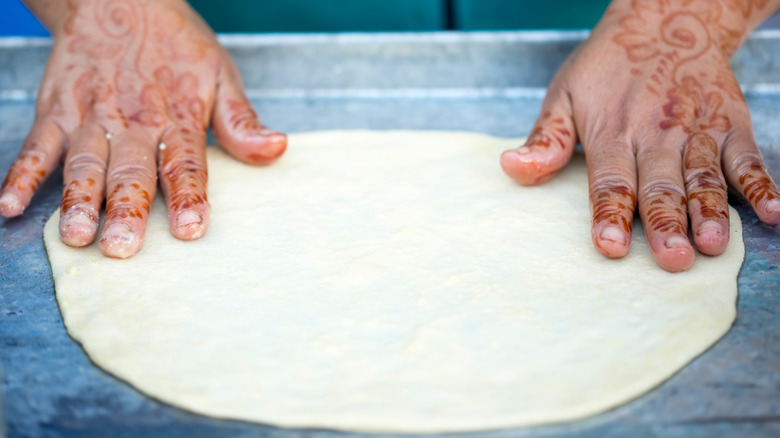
{"left": 500, "top": 0, "right": 780, "bottom": 272}
{"left": 0, "top": 0, "right": 286, "bottom": 258}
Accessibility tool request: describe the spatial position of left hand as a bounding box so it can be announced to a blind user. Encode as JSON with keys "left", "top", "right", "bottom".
{"left": 0, "top": 0, "right": 286, "bottom": 258}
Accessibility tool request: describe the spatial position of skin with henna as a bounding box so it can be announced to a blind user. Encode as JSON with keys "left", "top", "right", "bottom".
{"left": 501, "top": 0, "right": 780, "bottom": 272}
{"left": 0, "top": 0, "right": 286, "bottom": 258}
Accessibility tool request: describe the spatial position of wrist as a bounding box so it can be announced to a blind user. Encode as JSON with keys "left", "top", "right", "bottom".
{"left": 23, "top": 0, "right": 199, "bottom": 38}
{"left": 602, "top": 0, "right": 780, "bottom": 57}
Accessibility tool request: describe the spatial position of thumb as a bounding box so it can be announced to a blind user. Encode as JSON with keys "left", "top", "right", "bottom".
{"left": 500, "top": 88, "right": 577, "bottom": 185}
{"left": 211, "top": 58, "right": 287, "bottom": 165}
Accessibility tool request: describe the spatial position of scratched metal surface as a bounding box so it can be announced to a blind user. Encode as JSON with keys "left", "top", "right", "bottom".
{"left": 1, "top": 31, "right": 779, "bottom": 438}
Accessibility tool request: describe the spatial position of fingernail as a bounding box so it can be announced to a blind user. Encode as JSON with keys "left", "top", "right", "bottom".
{"left": 61, "top": 211, "right": 97, "bottom": 235}
{"left": 515, "top": 146, "right": 532, "bottom": 155}
{"left": 767, "top": 199, "right": 780, "bottom": 214}
{"left": 599, "top": 226, "right": 626, "bottom": 245}
{"left": 176, "top": 210, "right": 202, "bottom": 229}
{"left": 665, "top": 236, "right": 690, "bottom": 249}
{"left": 696, "top": 220, "right": 724, "bottom": 237}
{"left": 0, "top": 192, "right": 21, "bottom": 209}
{"left": 101, "top": 223, "right": 136, "bottom": 245}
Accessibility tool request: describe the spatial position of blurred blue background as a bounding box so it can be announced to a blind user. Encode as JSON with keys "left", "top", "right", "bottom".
{"left": 2, "top": 0, "right": 777, "bottom": 37}
{"left": 1, "top": 0, "right": 49, "bottom": 36}
{"left": 1, "top": 0, "right": 613, "bottom": 36}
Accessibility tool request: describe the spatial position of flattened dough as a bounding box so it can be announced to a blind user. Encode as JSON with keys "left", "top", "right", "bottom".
{"left": 45, "top": 131, "right": 744, "bottom": 433}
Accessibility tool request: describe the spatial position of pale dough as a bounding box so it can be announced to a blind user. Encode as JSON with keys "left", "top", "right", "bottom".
{"left": 44, "top": 131, "right": 744, "bottom": 433}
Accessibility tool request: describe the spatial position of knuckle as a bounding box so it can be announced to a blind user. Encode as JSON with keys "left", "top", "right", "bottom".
{"left": 684, "top": 161, "right": 725, "bottom": 187}
{"left": 589, "top": 172, "right": 637, "bottom": 230}
{"left": 108, "top": 163, "right": 156, "bottom": 185}
{"left": 160, "top": 153, "right": 206, "bottom": 182}
{"left": 730, "top": 151, "right": 765, "bottom": 176}
{"left": 67, "top": 151, "right": 107, "bottom": 175}
{"left": 18, "top": 145, "right": 49, "bottom": 163}
{"left": 590, "top": 171, "right": 636, "bottom": 197}
{"left": 225, "top": 100, "right": 262, "bottom": 133}
{"left": 639, "top": 180, "right": 686, "bottom": 202}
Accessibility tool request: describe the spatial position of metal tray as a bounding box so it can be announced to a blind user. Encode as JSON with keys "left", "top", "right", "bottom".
{"left": 1, "top": 31, "right": 779, "bottom": 438}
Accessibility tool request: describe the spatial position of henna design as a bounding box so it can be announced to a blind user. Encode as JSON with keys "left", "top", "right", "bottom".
{"left": 645, "top": 191, "right": 687, "bottom": 234}
{"left": 591, "top": 184, "right": 636, "bottom": 234}
{"left": 0, "top": 160, "right": 46, "bottom": 194}
{"left": 61, "top": 179, "right": 100, "bottom": 222}
{"left": 737, "top": 160, "right": 779, "bottom": 205}
{"left": 526, "top": 112, "right": 571, "bottom": 151}
{"left": 659, "top": 76, "right": 731, "bottom": 134}
{"left": 226, "top": 100, "right": 265, "bottom": 134}
{"left": 713, "top": 69, "right": 745, "bottom": 102}
{"left": 65, "top": 0, "right": 213, "bottom": 134}
{"left": 131, "top": 67, "right": 206, "bottom": 131}
{"left": 723, "top": 0, "right": 770, "bottom": 18}
{"left": 55, "top": 0, "right": 219, "bottom": 232}
{"left": 105, "top": 182, "right": 151, "bottom": 222}
{"left": 683, "top": 132, "right": 728, "bottom": 220}
{"left": 73, "top": 70, "right": 112, "bottom": 123}
{"left": 160, "top": 133, "right": 208, "bottom": 214}
{"left": 609, "top": 0, "right": 774, "bottom": 236}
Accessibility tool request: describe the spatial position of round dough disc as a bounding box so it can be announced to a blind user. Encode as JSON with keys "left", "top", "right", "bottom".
{"left": 45, "top": 131, "right": 743, "bottom": 433}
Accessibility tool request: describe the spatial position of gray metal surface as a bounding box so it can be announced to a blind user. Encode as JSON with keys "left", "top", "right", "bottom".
{"left": 1, "top": 31, "right": 779, "bottom": 438}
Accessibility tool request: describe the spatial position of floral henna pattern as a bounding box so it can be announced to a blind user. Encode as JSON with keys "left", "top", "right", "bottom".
{"left": 658, "top": 76, "right": 731, "bottom": 134}
{"left": 132, "top": 67, "right": 207, "bottom": 131}
{"left": 64, "top": 0, "right": 213, "bottom": 135}
{"left": 611, "top": 0, "right": 774, "bottom": 233}
{"left": 59, "top": 0, "right": 219, "bottom": 230}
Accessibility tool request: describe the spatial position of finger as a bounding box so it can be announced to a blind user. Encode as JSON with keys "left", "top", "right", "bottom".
{"left": 722, "top": 131, "right": 780, "bottom": 226}
{"left": 0, "top": 118, "right": 66, "bottom": 217}
{"left": 211, "top": 58, "right": 286, "bottom": 165}
{"left": 500, "top": 88, "right": 577, "bottom": 185}
{"left": 99, "top": 128, "right": 157, "bottom": 259}
{"left": 587, "top": 139, "right": 637, "bottom": 259}
{"left": 683, "top": 132, "right": 729, "bottom": 256}
{"left": 158, "top": 127, "right": 209, "bottom": 240}
{"left": 59, "top": 125, "right": 109, "bottom": 246}
{"left": 637, "top": 140, "right": 694, "bottom": 272}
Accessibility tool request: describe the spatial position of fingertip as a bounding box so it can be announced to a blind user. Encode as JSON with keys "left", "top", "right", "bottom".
{"left": 241, "top": 130, "right": 287, "bottom": 165}
{"left": 593, "top": 225, "right": 631, "bottom": 258}
{"left": 59, "top": 211, "right": 99, "bottom": 247}
{"left": 757, "top": 198, "right": 780, "bottom": 225}
{"left": 171, "top": 208, "right": 209, "bottom": 241}
{"left": 0, "top": 192, "right": 24, "bottom": 217}
{"left": 693, "top": 220, "right": 729, "bottom": 256}
{"left": 500, "top": 148, "right": 558, "bottom": 185}
{"left": 652, "top": 236, "right": 696, "bottom": 272}
{"left": 99, "top": 222, "right": 142, "bottom": 259}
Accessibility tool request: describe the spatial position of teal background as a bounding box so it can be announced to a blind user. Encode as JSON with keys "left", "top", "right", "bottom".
{"left": 188, "top": 0, "right": 612, "bottom": 32}
{"left": 1, "top": 0, "right": 612, "bottom": 36}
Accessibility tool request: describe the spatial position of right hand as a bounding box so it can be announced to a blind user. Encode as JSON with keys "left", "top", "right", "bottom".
{"left": 500, "top": 0, "right": 780, "bottom": 272}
